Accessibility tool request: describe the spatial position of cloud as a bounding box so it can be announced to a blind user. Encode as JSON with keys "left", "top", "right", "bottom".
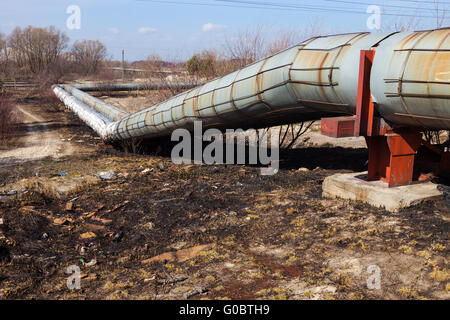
{"left": 108, "top": 27, "right": 119, "bottom": 34}
{"left": 138, "top": 27, "right": 157, "bottom": 34}
{"left": 202, "top": 23, "right": 227, "bottom": 32}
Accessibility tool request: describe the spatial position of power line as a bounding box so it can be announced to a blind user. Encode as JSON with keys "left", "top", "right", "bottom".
{"left": 137, "top": 0, "right": 442, "bottom": 18}
{"left": 321, "top": 0, "right": 442, "bottom": 11}
{"left": 216, "top": 0, "right": 442, "bottom": 18}
{"left": 393, "top": 0, "right": 450, "bottom": 4}
{"left": 136, "top": 0, "right": 297, "bottom": 11}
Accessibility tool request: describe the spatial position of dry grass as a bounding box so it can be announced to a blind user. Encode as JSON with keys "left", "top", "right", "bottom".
{"left": 2, "top": 175, "right": 100, "bottom": 199}
{"left": 0, "top": 93, "right": 17, "bottom": 141}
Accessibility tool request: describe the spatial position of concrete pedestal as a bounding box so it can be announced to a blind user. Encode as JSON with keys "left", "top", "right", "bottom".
{"left": 322, "top": 171, "right": 443, "bottom": 212}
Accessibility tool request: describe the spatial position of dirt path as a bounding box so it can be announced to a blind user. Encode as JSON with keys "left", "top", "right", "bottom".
{"left": 0, "top": 104, "right": 75, "bottom": 167}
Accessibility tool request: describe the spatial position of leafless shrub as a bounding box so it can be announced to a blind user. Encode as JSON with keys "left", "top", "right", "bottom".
{"left": 121, "top": 137, "right": 143, "bottom": 154}
{"left": 424, "top": 130, "right": 448, "bottom": 145}
{"left": 278, "top": 122, "right": 315, "bottom": 149}
{"left": 224, "top": 26, "right": 268, "bottom": 68}
{"left": 91, "top": 69, "right": 116, "bottom": 82}
{"left": 381, "top": 0, "right": 447, "bottom": 31}
{"left": 0, "top": 93, "right": 17, "bottom": 141}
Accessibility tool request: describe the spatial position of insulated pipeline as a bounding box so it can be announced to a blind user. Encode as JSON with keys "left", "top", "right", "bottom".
{"left": 53, "top": 28, "right": 450, "bottom": 142}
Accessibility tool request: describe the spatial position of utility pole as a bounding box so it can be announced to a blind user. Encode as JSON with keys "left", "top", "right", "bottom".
{"left": 122, "top": 49, "right": 125, "bottom": 82}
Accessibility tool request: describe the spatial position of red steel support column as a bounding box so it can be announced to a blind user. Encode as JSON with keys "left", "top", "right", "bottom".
{"left": 321, "top": 49, "right": 427, "bottom": 187}
{"left": 354, "top": 50, "right": 376, "bottom": 137}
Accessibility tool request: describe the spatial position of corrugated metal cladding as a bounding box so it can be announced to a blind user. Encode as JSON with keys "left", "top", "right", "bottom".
{"left": 53, "top": 28, "right": 450, "bottom": 142}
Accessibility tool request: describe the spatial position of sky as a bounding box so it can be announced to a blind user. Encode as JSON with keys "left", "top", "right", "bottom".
{"left": 0, "top": 0, "right": 448, "bottom": 61}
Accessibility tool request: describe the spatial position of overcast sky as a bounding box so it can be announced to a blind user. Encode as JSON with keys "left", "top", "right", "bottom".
{"left": 0, "top": 0, "right": 447, "bottom": 61}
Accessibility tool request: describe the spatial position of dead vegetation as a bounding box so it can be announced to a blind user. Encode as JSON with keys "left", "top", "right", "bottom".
{"left": 0, "top": 94, "right": 448, "bottom": 300}
{"left": 0, "top": 20, "right": 448, "bottom": 300}
{"left": 0, "top": 93, "right": 17, "bottom": 142}
{"left": 0, "top": 147, "right": 448, "bottom": 300}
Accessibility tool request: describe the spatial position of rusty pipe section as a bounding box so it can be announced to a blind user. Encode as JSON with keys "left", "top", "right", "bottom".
{"left": 371, "top": 28, "right": 450, "bottom": 130}
{"left": 53, "top": 28, "right": 450, "bottom": 142}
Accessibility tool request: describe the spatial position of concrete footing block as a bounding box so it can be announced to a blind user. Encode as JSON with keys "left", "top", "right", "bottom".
{"left": 322, "top": 171, "right": 443, "bottom": 212}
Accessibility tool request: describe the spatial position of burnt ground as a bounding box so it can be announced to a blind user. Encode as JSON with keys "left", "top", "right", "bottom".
{"left": 0, "top": 96, "right": 449, "bottom": 300}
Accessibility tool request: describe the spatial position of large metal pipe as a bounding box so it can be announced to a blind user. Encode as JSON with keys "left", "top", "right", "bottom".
{"left": 60, "top": 84, "right": 129, "bottom": 121}
{"left": 53, "top": 86, "right": 112, "bottom": 137}
{"left": 371, "top": 28, "right": 449, "bottom": 130}
{"left": 71, "top": 82, "right": 202, "bottom": 92}
{"left": 53, "top": 28, "right": 450, "bottom": 142}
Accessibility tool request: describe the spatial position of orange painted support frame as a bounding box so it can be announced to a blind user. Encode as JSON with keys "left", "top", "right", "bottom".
{"left": 320, "top": 49, "right": 449, "bottom": 187}
{"left": 320, "top": 50, "right": 376, "bottom": 139}
{"left": 320, "top": 49, "right": 425, "bottom": 187}
{"left": 366, "top": 132, "right": 422, "bottom": 187}
{"left": 354, "top": 50, "right": 376, "bottom": 137}
{"left": 321, "top": 116, "right": 356, "bottom": 138}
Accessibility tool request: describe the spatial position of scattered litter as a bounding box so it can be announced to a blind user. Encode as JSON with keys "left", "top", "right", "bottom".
{"left": 0, "top": 218, "right": 3, "bottom": 225}
{"left": 158, "top": 163, "right": 165, "bottom": 171}
{"left": 142, "top": 222, "right": 155, "bottom": 230}
{"left": 141, "top": 168, "right": 153, "bottom": 174}
{"left": 96, "top": 170, "right": 115, "bottom": 180}
{"left": 185, "top": 287, "right": 208, "bottom": 299}
{"left": 144, "top": 276, "right": 156, "bottom": 283}
{"left": 65, "top": 202, "right": 74, "bottom": 211}
{"left": 113, "top": 231, "right": 124, "bottom": 242}
{"left": 298, "top": 167, "right": 309, "bottom": 172}
{"left": 41, "top": 233, "right": 49, "bottom": 240}
{"left": 61, "top": 173, "right": 67, "bottom": 177}
{"left": 117, "top": 172, "right": 129, "bottom": 178}
{"left": 83, "top": 259, "right": 97, "bottom": 267}
{"left": 80, "top": 232, "right": 96, "bottom": 239}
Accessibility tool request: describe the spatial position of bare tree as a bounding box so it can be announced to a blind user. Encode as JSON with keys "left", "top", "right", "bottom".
{"left": 71, "top": 40, "right": 107, "bottom": 75}
{"left": 7, "top": 26, "right": 68, "bottom": 75}
{"left": 266, "top": 21, "right": 323, "bottom": 55}
{"left": 433, "top": 0, "right": 447, "bottom": 28}
{"left": 224, "top": 25, "right": 268, "bottom": 69}
{"left": 0, "top": 32, "right": 8, "bottom": 79}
